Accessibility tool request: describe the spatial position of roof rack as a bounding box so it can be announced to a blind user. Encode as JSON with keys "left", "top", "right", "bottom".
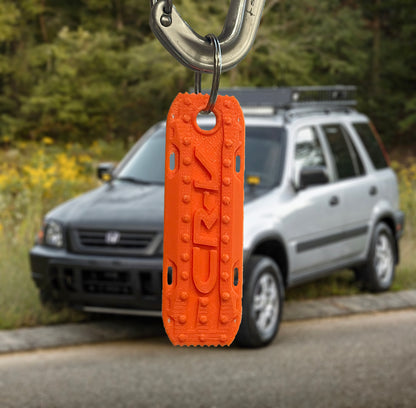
{"left": 217, "top": 85, "right": 357, "bottom": 111}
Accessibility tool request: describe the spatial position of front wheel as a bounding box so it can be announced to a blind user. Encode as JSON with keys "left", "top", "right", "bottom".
{"left": 357, "top": 222, "right": 396, "bottom": 292}
{"left": 236, "top": 256, "right": 284, "bottom": 348}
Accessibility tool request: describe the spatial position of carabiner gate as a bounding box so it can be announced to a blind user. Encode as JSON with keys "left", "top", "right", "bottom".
{"left": 149, "top": 0, "right": 265, "bottom": 74}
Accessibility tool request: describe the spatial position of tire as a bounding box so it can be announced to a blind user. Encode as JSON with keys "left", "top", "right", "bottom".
{"left": 236, "top": 256, "right": 284, "bottom": 348}
{"left": 357, "top": 222, "right": 396, "bottom": 292}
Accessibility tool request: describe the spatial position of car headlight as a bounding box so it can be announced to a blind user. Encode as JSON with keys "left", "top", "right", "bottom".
{"left": 44, "top": 220, "right": 64, "bottom": 248}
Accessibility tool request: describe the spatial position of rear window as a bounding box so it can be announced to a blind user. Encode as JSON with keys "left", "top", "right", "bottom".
{"left": 322, "top": 124, "right": 364, "bottom": 180}
{"left": 353, "top": 123, "right": 388, "bottom": 169}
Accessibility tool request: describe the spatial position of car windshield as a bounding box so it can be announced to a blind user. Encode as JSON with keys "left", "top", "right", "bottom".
{"left": 117, "top": 125, "right": 286, "bottom": 189}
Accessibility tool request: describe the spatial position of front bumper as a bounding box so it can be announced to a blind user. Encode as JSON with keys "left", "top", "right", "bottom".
{"left": 30, "top": 245, "right": 163, "bottom": 313}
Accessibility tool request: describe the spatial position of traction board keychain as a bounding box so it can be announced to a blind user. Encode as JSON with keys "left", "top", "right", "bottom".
{"left": 164, "top": 94, "right": 244, "bottom": 346}
{"left": 149, "top": 0, "right": 265, "bottom": 346}
{"left": 163, "top": 36, "right": 244, "bottom": 346}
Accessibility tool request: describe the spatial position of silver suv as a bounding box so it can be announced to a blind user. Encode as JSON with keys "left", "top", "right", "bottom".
{"left": 30, "top": 86, "right": 404, "bottom": 347}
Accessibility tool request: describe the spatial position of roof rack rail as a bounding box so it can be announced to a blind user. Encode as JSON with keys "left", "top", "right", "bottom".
{"left": 283, "top": 105, "right": 354, "bottom": 123}
{"left": 217, "top": 85, "right": 357, "bottom": 111}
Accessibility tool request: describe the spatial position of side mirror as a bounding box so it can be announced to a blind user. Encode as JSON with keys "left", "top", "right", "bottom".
{"left": 97, "top": 162, "right": 115, "bottom": 182}
{"left": 299, "top": 166, "right": 329, "bottom": 190}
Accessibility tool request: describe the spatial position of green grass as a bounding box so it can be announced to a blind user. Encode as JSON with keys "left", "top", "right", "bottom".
{"left": 0, "top": 220, "right": 86, "bottom": 330}
{"left": 393, "top": 237, "right": 416, "bottom": 290}
{"left": 286, "top": 270, "right": 361, "bottom": 301}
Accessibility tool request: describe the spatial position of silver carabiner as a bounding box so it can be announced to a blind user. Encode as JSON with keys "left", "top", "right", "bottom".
{"left": 149, "top": 0, "right": 265, "bottom": 74}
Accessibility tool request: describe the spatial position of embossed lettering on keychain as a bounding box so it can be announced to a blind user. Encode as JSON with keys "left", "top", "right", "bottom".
{"left": 163, "top": 93, "right": 245, "bottom": 346}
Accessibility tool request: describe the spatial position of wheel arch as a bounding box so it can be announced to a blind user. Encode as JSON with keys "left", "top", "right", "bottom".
{"left": 245, "top": 235, "right": 289, "bottom": 287}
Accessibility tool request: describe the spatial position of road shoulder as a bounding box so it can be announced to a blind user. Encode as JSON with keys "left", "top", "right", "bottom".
{"left": 1, "top": 290, "right": 415, "bottom": 354}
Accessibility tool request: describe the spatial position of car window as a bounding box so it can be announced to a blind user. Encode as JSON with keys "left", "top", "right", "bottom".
{"left": 117, "top": 127, "right": 166, "bottom": 184}
{"left": 294, "top": 126, "right": 327, "bottom": 184}
{"left": 347, "top": 130, "right": 365, "bottom": 176}
{"left": 245, "top": 126, "right": 286, "bottom": 188}
{"left": 353, "top": 122, "right": 388, "bottom": 169}
{"left": 322, "top": 124, "right": 363, "bottom": 180}
{"left": 117, "top": 125, "right": 286, "bottom": 189}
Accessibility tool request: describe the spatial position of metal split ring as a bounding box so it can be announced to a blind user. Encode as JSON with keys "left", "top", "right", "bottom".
{"left": 194, "top": 34, "right": 222, "bottom": 113}
{"left": 163, "top": 0, "right": 172, "bottom": 14}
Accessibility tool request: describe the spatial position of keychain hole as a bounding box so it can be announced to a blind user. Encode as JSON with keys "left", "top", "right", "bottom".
{"left": 196, "top": 111, "right": 216, "bottom": 131}
{"left": 169, "top": 152, "right": 176, "bottom": 170}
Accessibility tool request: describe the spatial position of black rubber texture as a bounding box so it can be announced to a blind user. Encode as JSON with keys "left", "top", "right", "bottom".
{"left": 358, "top": 222, "right": 396, "bottom": 293}
{"left": 235, "top": 255, "right": 284, "bottom": 348}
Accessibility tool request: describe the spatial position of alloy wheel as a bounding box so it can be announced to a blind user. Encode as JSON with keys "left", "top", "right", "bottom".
{"left": 252, "top": 273, "right": 279, "bottom": 340}
{"left": 374, "top": 233, "right": 394, "bottom": 286}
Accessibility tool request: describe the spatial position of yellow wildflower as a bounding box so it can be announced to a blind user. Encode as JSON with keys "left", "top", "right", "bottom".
{"left": 78, "top": 154, "right": 92, "bottom": 164}
{"left": 42, "top": 137, "right": 54, "bottom": 145}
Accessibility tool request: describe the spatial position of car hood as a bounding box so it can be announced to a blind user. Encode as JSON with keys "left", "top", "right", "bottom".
{"left": 46, "top": 180, "right": 267, "bottom": 231}
{"left": 47, "top": 180, "right": 165, "bottom": 231}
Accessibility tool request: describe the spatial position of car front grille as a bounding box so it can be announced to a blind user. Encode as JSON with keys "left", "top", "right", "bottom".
{"left": 78, "top": 230, "right": 154, "bottom": 249}
{"left": 71, "top": 229, "right": 162, "bottom": 256}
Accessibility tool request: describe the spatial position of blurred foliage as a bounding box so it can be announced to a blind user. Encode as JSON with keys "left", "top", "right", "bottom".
{"left": 0, "top": 138, "right": 126, "bottom": 238}
{"left": 0, "top": 0, "right": 415, "bottom": 145}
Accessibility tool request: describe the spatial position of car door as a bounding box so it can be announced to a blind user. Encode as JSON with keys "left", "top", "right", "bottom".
{"left": 283, "top": 125, "right": 347, "bottom": 278}
{"left": 320, "top": 123, "right": 374, "bottom": 259}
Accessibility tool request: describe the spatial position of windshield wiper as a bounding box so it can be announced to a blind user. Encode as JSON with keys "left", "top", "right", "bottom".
{"left": 117, "top": 176, "right": 152, "bottom": 185}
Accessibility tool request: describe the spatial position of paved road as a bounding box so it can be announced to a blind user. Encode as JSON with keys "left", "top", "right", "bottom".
{"left": 1, "top": 310, "right": 415, "bottom": 408}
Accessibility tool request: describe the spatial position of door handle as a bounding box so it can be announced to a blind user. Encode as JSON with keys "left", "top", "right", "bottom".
{"left": 369, "top": 186, "right": 378, "bottom": 196}
{"left": 329, "top": 196, "right": 339, "bottom": 206}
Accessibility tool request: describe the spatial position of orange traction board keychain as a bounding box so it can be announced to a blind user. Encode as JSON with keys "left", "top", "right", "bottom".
{"left": 149, "top": 0, "right": 265, "bottom": 346}
{"left": 163, "top": 91, "right": 245, "bottom": 346}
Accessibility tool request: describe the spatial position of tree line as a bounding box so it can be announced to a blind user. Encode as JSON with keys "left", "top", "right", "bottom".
{"left": 0, "top": 0, "right": 414, "bottom": 146}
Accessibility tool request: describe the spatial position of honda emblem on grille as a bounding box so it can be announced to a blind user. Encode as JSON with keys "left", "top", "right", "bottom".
{"left": 105, "top": 231, "right": 121, "bottom": 245}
